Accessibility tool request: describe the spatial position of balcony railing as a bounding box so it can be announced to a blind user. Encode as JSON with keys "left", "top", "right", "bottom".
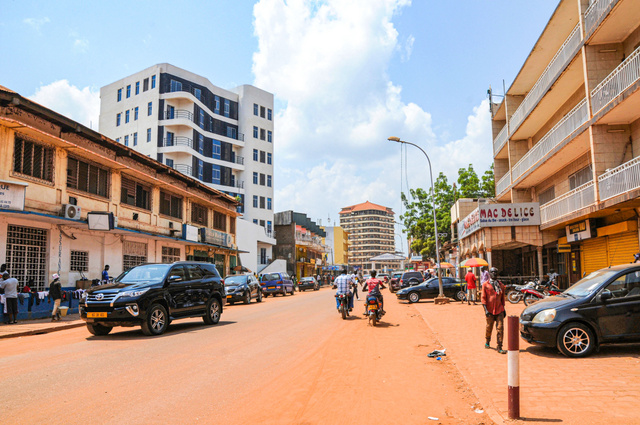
{"left": 540, "top": 181, "right": 595, "bottom": 224}
{"left": 584, "top": 0, "right": 616, "bottom": 35}
{"left": 493, "top": 124, "right": 508, "bottom": 155}
{"left": 496, "top": 172, "right": 511, "bottom": 196}
{"left": 173, "top": 164, "right": 193, "bottom": 176}
{"left": 162, "top": 136, "right": 193, "bottom": 148}
{"left": 235, "top": 156, "right": 244, "bottom": 165}
{"left": 509, "top": 25, "right": 581, "bottom": 135}
{"left": 231, "top": 180, "right": 244, "bottom": 189}
{"left": 591, "top": 46, "right": 640, "bottom": 115}
{"left": 162, "top": 109, "right": 194, "bottom": 121}
{"left": 512, "top": 99, "right": 589, "bottom": 182}
{"left": 598, "top": 156, "right": 640, "bottom": 201}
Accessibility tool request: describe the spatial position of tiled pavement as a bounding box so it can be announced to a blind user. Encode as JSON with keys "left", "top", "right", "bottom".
{"left": 410, "top": 299, "right": 640, "bottom": 425}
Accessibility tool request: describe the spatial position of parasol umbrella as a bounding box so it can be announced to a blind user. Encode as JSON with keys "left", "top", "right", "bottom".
{"left": 436, "top": 262, "right": 455, "bottom": 268}
{"left": 459, "top": 258, "right": 489, "bottom": 268}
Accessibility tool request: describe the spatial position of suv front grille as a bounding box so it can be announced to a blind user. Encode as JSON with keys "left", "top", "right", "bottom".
{"left": 87, "top": 293, "right": 118, "bottom": 303}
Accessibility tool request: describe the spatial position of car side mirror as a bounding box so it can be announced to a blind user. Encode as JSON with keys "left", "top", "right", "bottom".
{"left": 600, "top": 290, "right": 612, "bottom": 302}
{"left": 168, "top": 275, "right": 181, "bottom": 283}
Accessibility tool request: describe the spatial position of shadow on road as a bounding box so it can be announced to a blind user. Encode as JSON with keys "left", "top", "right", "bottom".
{"left": 85, "top": 320, "right": 237, "bottom": 341}
{"left": 523, "top": 342, "right": 640, "bottom": 359}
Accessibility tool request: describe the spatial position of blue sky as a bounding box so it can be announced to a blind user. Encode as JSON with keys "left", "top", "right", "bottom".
{"left": 1, "top": 0, "right": 558, "bottom": 252}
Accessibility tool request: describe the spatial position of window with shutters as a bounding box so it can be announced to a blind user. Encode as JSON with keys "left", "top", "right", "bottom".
{"left": 67, "top": 157, "right": 109, "bottom": 197}
{"left": 538, "top": 186, "right": 555, "bottom": 206}
{"left": 13, "top": 136, "right": 54, "bottom": 182}
{"left": 160, "top": 191, "right": 183, "bottom": 219}
{"left": 230, "top": 217, "right": 236, "bottom": 235}
{"left": 162, "top": 246, "right": 181, "bottom": 263}
{"left": 191, "top": 202, "right": 208, "bottom": 226}
{"left": 213, "top": 211, "right": 226, "bottom": 231}
{"left": 123, "top": 241, "right": 147, "bottom": 271}
{"left": 121, "top": 176, "right": 150, "bottom": 210}
{"left": 569, "top": 165, "right": 592, "bottom": 190}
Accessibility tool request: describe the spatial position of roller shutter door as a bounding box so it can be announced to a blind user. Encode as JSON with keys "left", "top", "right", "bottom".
{"left": 582, "top": 237, "right": 608, "bottom": 275}
{"left": 607, "top": 231, "right": 639, "bottom": 267}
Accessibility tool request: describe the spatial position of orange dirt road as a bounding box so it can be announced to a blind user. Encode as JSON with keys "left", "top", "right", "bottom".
{"left": 0, "top": 288, "right": 490, "bottom": 424}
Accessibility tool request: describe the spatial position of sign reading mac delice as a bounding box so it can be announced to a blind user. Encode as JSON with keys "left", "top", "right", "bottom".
{"left": 458, "top": 203, "right": 540, "bottom": 239}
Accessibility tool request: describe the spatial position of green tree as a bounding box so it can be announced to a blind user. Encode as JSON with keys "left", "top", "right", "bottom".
{"left": 480, "top": 164, "right": 495, "bottom": 198}
{"left": 457, "top": 164, "right": 481, "bottom": 198}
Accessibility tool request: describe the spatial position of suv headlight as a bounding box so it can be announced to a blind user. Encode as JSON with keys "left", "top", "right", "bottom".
{"left": 119, "top": 288, "right": 150, "bottom": 298}
{"left": 532, "top": 308, "right": 556, "bottom": 324}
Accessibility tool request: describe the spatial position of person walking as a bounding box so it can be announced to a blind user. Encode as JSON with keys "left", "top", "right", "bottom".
{"left": 0, "top": 271, "right": 19, "bottom": 324}
{"left": 102, "top": 265, "right": 110, "bottom": 284}
{"left": 352, "top": 274, "right": 360, "bottom": 300}
{"left": 50, "top": 273, "right": 63, "bottom": 322}
{"left": 464, "top": 269, "right": 477, "bottom": 305}
{"left": 481, "top": 267, "right": 507, "bottom": 354}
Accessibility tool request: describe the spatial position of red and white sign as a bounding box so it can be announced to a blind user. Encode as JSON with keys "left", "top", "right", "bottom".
{"left": 458, "top": 203, "right": 540, "bottom": 239}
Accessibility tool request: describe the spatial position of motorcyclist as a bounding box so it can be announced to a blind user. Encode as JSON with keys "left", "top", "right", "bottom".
{"left": 332, "top": 270, "right": 355, "bottom": 312}
{"left": 363, "top": 270, "right": 386, "bottom": 315}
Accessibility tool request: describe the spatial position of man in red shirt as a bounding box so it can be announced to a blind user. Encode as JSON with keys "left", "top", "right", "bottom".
{"left": 464, "top": 269, "right": 477, "bottom": 305}
{"left": 363, "top": 270, "right": 386, "bottom": 315}
{"left": 481, "top": 267, "right": 506, "bottom": 354}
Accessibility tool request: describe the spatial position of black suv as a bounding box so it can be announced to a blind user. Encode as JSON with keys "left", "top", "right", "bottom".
{"left": 400, "top": 271, "right": 425, "bottom": 288}
{"left": 80, "top": 262, "right": 225, "bottom": 336}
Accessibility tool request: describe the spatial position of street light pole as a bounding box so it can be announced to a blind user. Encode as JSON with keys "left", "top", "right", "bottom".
{"left": 388, "top": 136, "right": 448, "bottom": 303}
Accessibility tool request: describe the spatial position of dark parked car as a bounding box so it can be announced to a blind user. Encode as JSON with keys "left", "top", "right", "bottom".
{"left": 389, "top": 272, "right": 403, "bottom": 293}
{"left": 298, "top": 277, "right": 319, "bottom": 291}
{"left": 399, "top": 271, "right": 425, "bottom": 288}
{"left": 396, "top": 277, "right": 465, "bottom": 303}
{"left": 224, "top": 274, "right": 262, "bottom": 304}
{"left": 520, "top": 264, "right": 640, "bottom": 357}
{"left": 260, "top": 272, "right": 295, "bottom": 296}
{"left": 80, "top": 262, "right": 225, "bottom": 336}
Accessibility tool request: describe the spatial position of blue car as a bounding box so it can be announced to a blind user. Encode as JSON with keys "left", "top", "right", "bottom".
{"left": 260, "top": 272, "right": 295, "bottom": 296}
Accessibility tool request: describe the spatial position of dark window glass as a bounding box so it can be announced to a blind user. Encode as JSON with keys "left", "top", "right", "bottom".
{"left": 121, "top": 176, "right": 150, "bottom": 210}
{"left": 213, "top": 211, "right": 226, "bottom": 231}
{"left": 191, "top": 203, "right": 208, "bottom": 226}
{"left": 160, "top": 191, "right": 183, "bottom": 219}
{"left": 186, "top": 264, "right": 204, "bottom": 280}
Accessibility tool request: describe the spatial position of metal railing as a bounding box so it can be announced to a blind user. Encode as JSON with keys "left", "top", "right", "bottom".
{"left": 509, "top": 25, "right": 581, "bottom": 134}
{"left": 540, "top": 181, "right": 595, "bottom": 224}
{"left": 162, "top": 136, "right": 193, "bottom": 148}
{"left": 496, "top": 172, "right": 511, "bottom": 196}
{"left": 584, "top": 0, "right": 616, "bottom": 35}
{"left": 591, "top": 46, "right": 640, "bottom": 115}
{"left": 598, "top": 156, "right": 640, "bottom": 201}
{"left": 231, "top": 180, "right": 244, "bottom": 189}
{"left": 493, "top": 124, "right": 508, "bottom": 155}
{"left": 173, "top": 164, "right": 193, "bottom": 176}
{"left": 162, "top": 109, "right": 194, "bottom": 121}
{"left": 512, "top": 99, "right": 589, "bottom": 182}
{"left": 235, "top": 156, "right": 244, "bottom": 165}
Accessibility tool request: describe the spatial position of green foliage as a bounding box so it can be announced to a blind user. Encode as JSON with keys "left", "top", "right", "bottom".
{"left": 400, "top": 164, "right": 494, "bottom": 260}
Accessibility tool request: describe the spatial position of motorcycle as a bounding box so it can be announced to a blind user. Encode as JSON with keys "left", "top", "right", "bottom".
{"left": 522, "top": 281, "right": 562, "bottom": 306}
{"left": 507, "top": 281, "right": 535, "bottom": 304}
{"left": 336, "top": 293, "right": 350, "bottom": 320}
{"left": 365, "top": 295, "right": 383, "bottom": 326}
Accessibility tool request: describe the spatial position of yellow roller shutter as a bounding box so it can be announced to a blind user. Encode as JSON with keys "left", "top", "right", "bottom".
{"left": 582, "top": 237, "right": 608, "bottom": 275}
{"left": 607, "top": 231, "right": 639, "bottom": 267}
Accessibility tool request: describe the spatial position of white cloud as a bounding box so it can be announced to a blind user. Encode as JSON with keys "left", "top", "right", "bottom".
{"left": 28, "top": 80, "right": 100, "bottom": 129}
{"left": 401, "top": 35, "right": 414, "bottom": 62}
{"left": 23, "top": 17, "right": 50, "bottom": 31}
{"left": 74, "top": 38, "right": 89, "bottom": 52}
{"left": 252, "top": 0, "right": 493, "bottom": 246}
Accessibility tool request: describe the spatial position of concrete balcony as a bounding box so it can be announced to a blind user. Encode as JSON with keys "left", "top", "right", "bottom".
{"left": 512, "top": 99, "right": 589, "bottom": 183}
{"left": 493, "top": 124, "right": 508, "bottom": 156}
{"left": 598, "top": 156, "right": 640, "bottom": 201}
{"left": 161, "top": 137, "right": 245, "bottom": 170}
{"left": 495, "top": 172, "right": 511, "bottom": 198}
{"left": 591, "top": 46, "right": 640, "bottom": 116}
{"left": 540, "top": 181, "right": 596, "bottom": 225}
{"left": 161, "top": 109, "right": 245, "bottom": 144}
{"left": 509, "top": 25, "right": 582, "bottom": 136}
{"left": 584, "top": 0, "right": 617, "bottom": 36}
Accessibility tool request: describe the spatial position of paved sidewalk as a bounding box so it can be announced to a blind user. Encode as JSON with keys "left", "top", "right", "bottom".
{"left": 410, "top": 299, "right": 640, "bottom": 425}
{"left": 0, "top": 314, "right": 83, "bottom": 339}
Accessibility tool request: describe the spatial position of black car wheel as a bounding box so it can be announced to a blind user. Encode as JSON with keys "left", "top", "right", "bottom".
{"left": 141, "top": 303, "right": 168, "bottom": 336}
{"left": 408, "top": 292, "right": 420, "bottom": 303}
{"left": 257, "top": 290, "right": 263, "bottom": 302}
{"left": 455, "top": 290, "right": 466, "bottom": 302}
{"left": 244, "top": 291, "right": 251, "bottom": 304}
{"left": 557, "top": 323, "right": 596, "bottom": 358}
{"left": 203, "top": 298, "right": 221, "bottom": 325}
{"left": 86, "top": 323, "right": 112, "bottom": 336}
{"left": 523, "top": 293, "right": 539, "bottom": 306}
{"left": 290, "top": 287, "right": 295, "bottom": 295}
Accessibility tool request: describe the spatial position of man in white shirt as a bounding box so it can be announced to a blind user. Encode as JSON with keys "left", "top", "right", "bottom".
{"left": 0, "top": 271, "right": 20, "bottom": 324}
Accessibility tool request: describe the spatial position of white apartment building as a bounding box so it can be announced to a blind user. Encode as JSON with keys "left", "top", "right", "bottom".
{"left": 99, "top": 64, "right": 276, "bottom": 271}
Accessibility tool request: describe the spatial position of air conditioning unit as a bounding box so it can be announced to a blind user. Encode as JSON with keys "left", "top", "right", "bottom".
{"left": 62, "top": 204, "right": 82, "bottom": 220}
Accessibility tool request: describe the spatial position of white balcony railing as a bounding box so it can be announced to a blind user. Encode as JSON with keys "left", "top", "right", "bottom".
{"left": 584, "top": 0, "right": 616, "bottom": 35}
{"left": 509, "top": 25, "right": 581, "bottom": 134}
{"left": 493, "top": 124, "right": 508, "bottom": 155}
{"left": 495, "top": 172, "right": 511, "bottom": 196}
{"left": 591, "top": 46, "right": 640, "bottom": 115}
{"left": 540, "top": 181, "right": 595, "bottom": 224}
{"left": 512, "top": 99, "right": 589, "bottom": 182}
{"left": 598, "top": 156, "right": 640, "bottom": 201}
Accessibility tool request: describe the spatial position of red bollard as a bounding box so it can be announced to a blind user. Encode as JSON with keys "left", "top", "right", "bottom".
{"left": 507, "top": 315, "right": 520, "bottom": 419}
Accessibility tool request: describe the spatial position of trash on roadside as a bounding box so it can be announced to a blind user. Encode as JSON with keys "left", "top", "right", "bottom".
{"left": 436, "top": 357, "right": 442, "bottom": 361}
{"left": 475, "top": 409, "right": 484, "bottom": 414}
{"left": 428, "top": 417, "right": 439, "bottom": 421}
{"left": 428, "top": 348, "right": 446, "bottom": 358}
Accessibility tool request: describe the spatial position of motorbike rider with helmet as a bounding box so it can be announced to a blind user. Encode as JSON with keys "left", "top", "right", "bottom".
{"left": 362, "top": 270, "right": 386, "bottom": 316}
{"left": 333, "top": 270, "right": 355, "bottom": 311}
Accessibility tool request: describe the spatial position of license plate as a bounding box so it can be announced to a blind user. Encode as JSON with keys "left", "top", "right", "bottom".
{"left": 368, "top": 305, "right": 377, "bottom": 311}
{"left": 87, "top": 312, "right": 107, "bottom": 318}
{"left": 226, "top": 295, "right": 232, "bottom": 299}
{"left": 268, "top": 286, "right": 275, "bottom": 289}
